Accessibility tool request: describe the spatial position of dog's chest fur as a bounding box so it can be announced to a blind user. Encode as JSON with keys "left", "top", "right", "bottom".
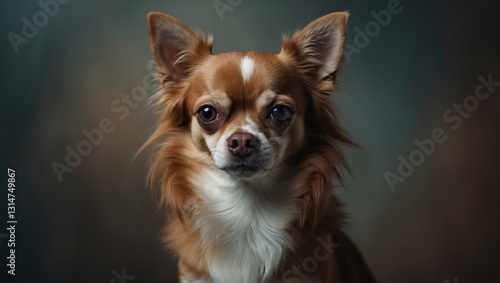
{"left": 188, "top": 169, "right": 298, "bottom": 283}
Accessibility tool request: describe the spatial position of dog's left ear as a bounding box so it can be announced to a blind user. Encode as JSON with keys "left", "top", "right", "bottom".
{"left": 280, "top": 12, "right": 349, "bottom": 91}
{"left": 148, "top": 12, "right": 213, "bottom": 84}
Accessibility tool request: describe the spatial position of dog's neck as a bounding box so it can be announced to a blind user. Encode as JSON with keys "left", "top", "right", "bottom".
{"left": 189, "top": 168, "right": 298, "bottom": 283}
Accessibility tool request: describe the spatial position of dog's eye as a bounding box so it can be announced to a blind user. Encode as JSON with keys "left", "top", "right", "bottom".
{"left": 270, "top": 105, "right": 293, "bottom": 122}
{"left": 198, "top": 106, "right": 218, "bottom": 123}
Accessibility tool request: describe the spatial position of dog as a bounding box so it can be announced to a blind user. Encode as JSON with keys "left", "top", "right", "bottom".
{"left": 142, "top": 11, "right": 376, "bottom": 283}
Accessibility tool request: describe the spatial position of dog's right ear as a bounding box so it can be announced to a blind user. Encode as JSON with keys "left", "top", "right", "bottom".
{"left": 147, "top": 12, "right": 212, "bottom": 84}
{"left": 280, "top": 12, "right": 348, "bottom": 94}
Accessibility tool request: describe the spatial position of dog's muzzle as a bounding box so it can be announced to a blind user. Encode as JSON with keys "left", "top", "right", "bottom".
{"left": 223, "top": 133, "right": 264, "bottom": 177}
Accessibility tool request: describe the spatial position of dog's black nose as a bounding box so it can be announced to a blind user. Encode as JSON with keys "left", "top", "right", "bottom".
{"left": 227, "top": 133, "right": 258, "bottom": 157}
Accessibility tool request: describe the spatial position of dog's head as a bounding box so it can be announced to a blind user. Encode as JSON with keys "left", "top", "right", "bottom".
{"left": 146, "top": 12, "right": 349, "bottom": 180}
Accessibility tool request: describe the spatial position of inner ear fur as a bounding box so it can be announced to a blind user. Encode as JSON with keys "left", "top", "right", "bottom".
{"left": 280, "top": 12, "right": 349, "bottom": 91}
{"left": 147, "top": 12, "right": 213, "bottom": 84}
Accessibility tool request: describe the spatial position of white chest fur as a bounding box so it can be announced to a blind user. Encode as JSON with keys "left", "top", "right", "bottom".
{"left": 190, "top": 169, "right": 297, "bottom": 283}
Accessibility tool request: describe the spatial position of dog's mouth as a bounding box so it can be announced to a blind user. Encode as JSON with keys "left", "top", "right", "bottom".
{"left": 221, "top": 162, "right": 264, "bottom": 178}
{"left": 213, "top": 132, "right": 273, "bottom": 178}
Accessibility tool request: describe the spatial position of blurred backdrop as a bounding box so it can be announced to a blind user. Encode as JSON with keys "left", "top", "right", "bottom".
{"left": 1, "top": 0, "right": 499, "bottom": 282}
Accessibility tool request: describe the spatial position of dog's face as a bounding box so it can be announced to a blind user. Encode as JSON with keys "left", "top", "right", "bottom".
{"left": 147, "top": 12, "right": 348, "bottom": 179}
{"left": 187, "top": 52, "right": 308, "bottom": 178}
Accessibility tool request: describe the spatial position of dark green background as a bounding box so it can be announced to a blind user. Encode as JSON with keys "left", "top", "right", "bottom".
{"left": 1, "top": 0, "right": 499, "bottom": 282}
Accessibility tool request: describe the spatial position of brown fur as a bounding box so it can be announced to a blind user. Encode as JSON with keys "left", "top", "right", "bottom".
{"left": 142, "top": 12, "right": 376, "bottom": 282}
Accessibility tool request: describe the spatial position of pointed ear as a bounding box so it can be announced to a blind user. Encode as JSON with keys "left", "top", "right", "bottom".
{"left": 280, "top": 12, "right": 348, "bottom": 90}
{"left": 147, "top": 12, "right": 212, "bottom": 84}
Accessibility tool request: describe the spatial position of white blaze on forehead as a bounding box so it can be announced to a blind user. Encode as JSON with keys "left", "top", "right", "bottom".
{"left": 240, "top": 56, "right": 255, "bottom": 82}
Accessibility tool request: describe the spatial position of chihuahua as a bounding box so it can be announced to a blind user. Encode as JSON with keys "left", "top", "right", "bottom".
{"left": 143, "top": 11, "right": 375, "bottom": 283}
